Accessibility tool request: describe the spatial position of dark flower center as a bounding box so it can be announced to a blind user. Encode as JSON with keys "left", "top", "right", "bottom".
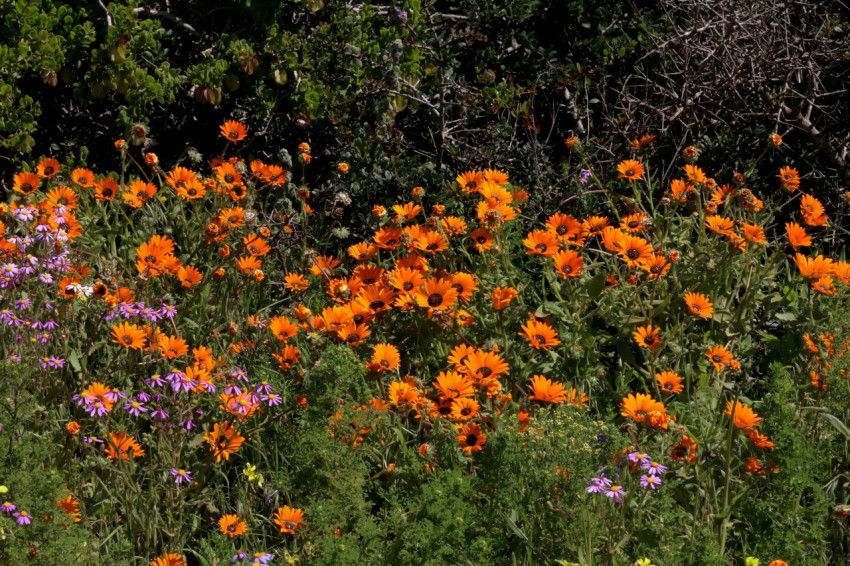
{"left": 466, "top": 434, "right": 478, "bottom": 445}
{"left": 427, "top": 293, "right": 443, "bottom": 307}
{"left": 626, "top": 249, "right": 640, "bottom": 260}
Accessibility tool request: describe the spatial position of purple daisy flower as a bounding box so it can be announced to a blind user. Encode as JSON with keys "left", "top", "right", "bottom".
{"left": 640, "top": 474, "right": 662, "bottom": 490}
{"left": 628, "top": 451, "right": 651, "bottom": 465}
{"left": 13, "top": 510, "right": 31, "bottom": 525}
{"left": 642, "top": 460, "right": 667, "bottom": 475}
{"left": 1, "top": 501, "right": 16, "bottom": 513}
{"left": 604, "top": 485, "right": 626, "bottom": 503}
{"left": 586, "top": 476, "right": 612, "bottom": 494}
{"left": 170, "top": 468, "right": 193, "bottom": 485}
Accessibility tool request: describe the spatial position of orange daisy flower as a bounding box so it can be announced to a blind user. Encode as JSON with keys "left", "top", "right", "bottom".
{"left": 706, "top": 345, "right": 734, "bottom": 371}
{"left": 617, "top": 159, "right": 645, "bottom": 182}
{"left": 528, "top": 375, "right": 567, "bottom": 404}
{"left": 620, "top": 393, "right": 667, "bottom": 426}
{"left": 36, "top": 157, "right": 60, "bottom": 178}
{"left": 370, "top": 343, "right": 400, "bottom": 372}
{"left": 617, "top": 234, "right": 654, "bottom": 268}
{"left": 111, "top": 322, "right": 147, "bottom": 349}
{"left": 656, "top": 371, "right": 684, "bottom": 394}
{"left": 433, "top": 370, "right": 475, "bottom": 400}
{"left": 70, "top": 167, "right": 95, "bottom": 188}
{"left": 462, "top": 349, "right": 510, "bottom": 383}
{"left": 158, "top": 334, "right": 189, "bottom": 360}
{"left": 273, "top": 505, "right": 305, "bottom": 534}
{"left": 724, "top": 400, "right": 762, "bottom": 429}
{"left": 415, "top": 277, "right": 458, "bottom": 313}
{"left": 794, "top": 254, "right": 834, "bottom": 279}
{"left": 218, "top": 514, "right": 248, "bottom": 538}
{"left": 633, "top": 325, "right": 662, "bottom": 350}
{"left": 105, "top": 432, "right": 145, "bottom": 460}
{"left": 204, "top": 422, "right": 245, "bottom": 462}
{"left": 220, "top": 120, "right": 248, "bottom": 142}
{"left": 450, "top": 397, "right": 480, "bottom": 421}
{"left": 684, "top": 292, "right": 713, "bottom": 318}
{"left": 12, "top": 171, "right": 41, "bottom": 195}
{"left": 553, "top": 249, "right": 584, "bottom": 279}
{"left": 151, "top": 553, "right": 186, "bottom": 566}
{"left": 457, "top": 422, "right": 487, "bottom": 454}
{"left": 785, "top": 222, "right": 811, "bottom": 250}
{"left": 469, "top": 228, "right": 495, "bottom": 252}
{"left": 519, "top": 318, "right": 561, "bottom": 350}
{"left": 491, "top": 286, "right": 519, "bottom": 311}
{"left": 777, "top": 166, "right": 800, "bottom": 191}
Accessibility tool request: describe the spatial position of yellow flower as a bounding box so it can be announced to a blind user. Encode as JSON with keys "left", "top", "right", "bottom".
{"left": 745, "top": 558, "right": 760, "bottom": 566}
{"left": 636, "top": 559, "right": 654, "bottom": 566}
{"left": 0, "top": 485, "right": 7, "bottom": 494}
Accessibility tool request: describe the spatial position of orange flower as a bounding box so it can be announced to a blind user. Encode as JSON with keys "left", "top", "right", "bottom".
{"left": 269, "top": 315, "right": 299, "bottom": 341}
{"left": 177, "top": 265, "right": 203, "bottom": 288}
{"left": 433, "top": 370, "right": 475, "bottom": 400}
{"left": 111, "top": 322, "right": 147, "bottom": 349}
{"left": 158, "top": 334, "right": 189, "bottom": 360}
{"left": 151, "top": 553, "right": 186, "bottom": 566}
{"left": 684, "top": 292, "right": 713, "bottom": 318}
{"left": 220, "top": 120, "right": 248, "bottom": 142}
{"left": 204, "top": 422, "right": 245, "bottom": 462}
{"left": 12, "top": 171, "right": 41, "bottom": 195}
{"left": 44, "top": 185, "right": 79, "bottom": 210}
{"left": 66, "top": 421, "right": 81, "bottom": 435}
{"left": 617, "top": 159, "right": 645, "bottom": 182}
{"left": 415, "top": 277, "right": 458, "bottom": 313}
{"left": 746, "top": 428, "right": 775, "bottom": 450}
{"left": 105, "top": 432, "right": 145, "bottom": 460}
{"left": 785, "top": 222, "right": 811, "bottom": 250}
{"left": 36, "top": 157, "right": 60, "bottom": 178}
{"left": 528, "top": 375, "right": 567, "bottom": 404}
{"left": 370, "top": 343, "right": 400, "bottom": 372}
{"left": 70, "top": 167, "right": 95, "bottom": 188}
{"left": 523, "top": 229, "right": 559, "bottom": 257}
{"left": 633, "top": 325, "right": 662, "bottom": 350}
{"left": 273, "top": 345, "right": 300, "bottom": 370}
{"left": 741, "top": 222, "right": 766, "bottom": 245}
{"left": 273, "top": 505, "right": 305, "bottom": 534}
{"left": 462, "top": 348, "right": 509, "bottom": 382}
{"left": 671, "top": 434, "right": 697, "bottom": 463}
{"left": 794, "top": 253, "right": 834, "bottom": 279}
{"left": 284, "top": 273, "right": 310, "bottom": 292}
{"left": 705, "top": 215, "right": 735, "bottom": 236}
{"left": 546, "top": 213, "right": 583, "bottom": 241}
{"left": 800, "top": 194, "right": 828, "bottom": 226}
{"left": 617, "top": 234, "right": 653, "bottom": 268}
{"left": 218, "top": 514, "right": 248, "bottom": 538}
{"left": 450, "top": 398, "right": 480, "bottom": 421}
{"left": 519, "top": 318, "right": 560, "bottom": 350}
{"left": 725, "top": 400, "right": 762, "bottom": 429}
{"left": 619, "top": 212, "right": 647, "bottom": 233}
{"left": 706, "top": 345, "right": 734, "bottom": 371}
{"left": 56, "top": 495, "right": 81, "bottom": 522}
{"left": 469, "top": 228, "right": 494, "bottom": 252}
{"left": 683, "top": 164, "right": 707, "bottom": 184}
{"left": 656, "top": 371, "right": 684, "bottom": 394}
{"left": 456, "top": 170, "right": 484, "bottom": 193}
{"left": 244, "top": 234, "right": 270, "bottom": 257}
{"left": 492, "top": 287, "right": 518, "bottom": 311}
{"left": 553, "top": 249, "right": 584, "bottom": 279}
{"left": 457, "top": 422, "right": 487, "bottom": 454}
{"left": 777, "top": 166, "right": 800, "bottom": 191}
{"left": 450, "top": 272, "right": 478, "bottom": 302}
{"left": 620, "top": 393, "right": 667, "bottom": 427}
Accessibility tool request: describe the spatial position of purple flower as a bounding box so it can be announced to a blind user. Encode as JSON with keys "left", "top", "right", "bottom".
{"left": 13, "top": 510, "right": 31, "bottom": 525}
{"left": 123, "top": 399, "right": 149, "bottom": 417}
{"left": 150, "top": 407, "right": 169, "bottom": 420}
{"left": 642, "top": 460, "right": 667, "bottom": 475}
{"left": 160, "top": 304, "right": 177, "bottom": 319}
{"left": 1, "top": 501, "right": 16, "bottom": 513}
{"left": 230, "top": 367, "right": 248, "bottom": 382}
{"left": 248, "top": 553, "right": 274, "bottom": 566}
{"left": 179, "top": 419, "right": 196, "bottom": 431}
{"left": 225, "top": 384, "right": 243, "bottom": 395}
{"left": 139, "top": 306, "right": 160, "bottom": 322}
{"left": 232, "top": 550, "right": 249, "bottom": 563}
{"left": 604, "top": 485, "right": 626, "bottom": 503}
{"left": 83, "top": 436, "right": 104, "bottom": 444}
{"left": 15, "top": 298, "right": 31, "bottom": 310}
{"left": 586, "top": 476, "right": 612, "bottom": 494}
{"left": 255, "top": 381, "right": 273, "bottom": 395}
{"left": 628, "top": 451, "right": 651, "bottom": 465}
{"left": 640, "top": 474, "right": 662, "bottom": 490}
{"left": 263, "top": 393, "right": 282, "bottom": 407}
{"left": 170, "top": 468, "right": 193, "bottom": 485}
{"left": 146, "top": 374, "right": 165, "bottom": 388}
